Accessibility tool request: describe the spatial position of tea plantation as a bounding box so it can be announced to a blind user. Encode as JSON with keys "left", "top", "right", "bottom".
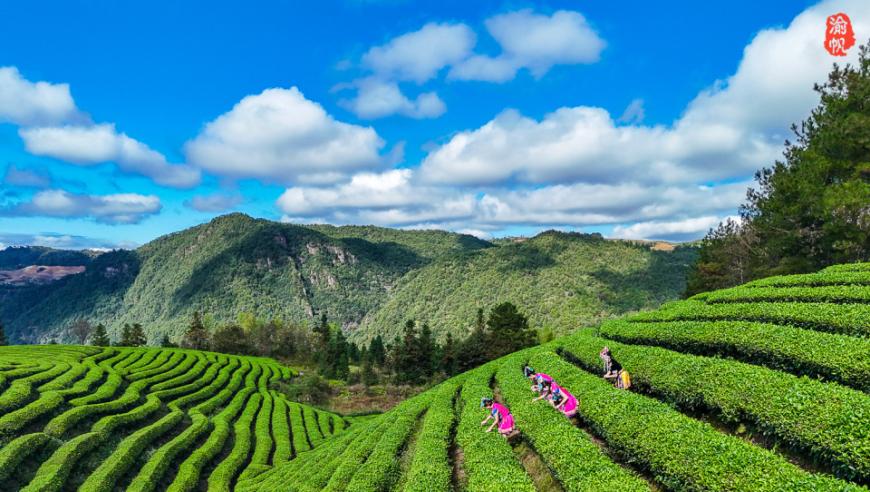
{"left": 243, "top": 262, "right": 870, "bottom": 491}
{"left": 0, "top": 347, "right": 346, "bottom": 491}
{"left": 2, "top": 262, "right": 869, "bottom": 491}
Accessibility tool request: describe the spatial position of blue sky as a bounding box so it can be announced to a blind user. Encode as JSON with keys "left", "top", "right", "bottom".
{"left": 0, "top": 0, "right": 865, "bottom": 248}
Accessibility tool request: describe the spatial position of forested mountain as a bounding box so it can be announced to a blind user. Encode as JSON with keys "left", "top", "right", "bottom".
{"left": 0, "top": 246, "right": 98, "bottom": 269}
{"left": 356, "top": 231, "right": 696, "bottom": 344}
{"left": 1, "top": 214, "right": 695, "bottom": 345}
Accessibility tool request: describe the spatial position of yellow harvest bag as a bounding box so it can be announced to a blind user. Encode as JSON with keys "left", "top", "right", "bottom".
{"left": 618, "top": 370, "right": 632, "bottom": 389}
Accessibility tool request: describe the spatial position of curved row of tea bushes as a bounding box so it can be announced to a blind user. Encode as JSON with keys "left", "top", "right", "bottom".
{"left": 530, "top": 350, "right": 863, "bottom": 491}
{"left": 600, "top": 319, "right": 870, "bottom": 391}
{"left": 630, "top": 300, "right": 870, "bottom": 337}
{"left": 703, "top": 285, "right": 870, "bottom": 304}
{"left": 496, "top": 351, "right": 650, "bottom": 491}
{"left": 402, "top": 377, "right": 466, "bottom": 492}
{"left": 558, "top": 332, "right": 870, "bottom": 481}
{"left": 456, "top": 363, "right": 536, "bottom": 492}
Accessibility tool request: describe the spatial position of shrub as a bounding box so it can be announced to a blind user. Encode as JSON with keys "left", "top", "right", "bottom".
{"left": 455, "top": 363, "right": 536, "bottom": 492}
{"left": 495, "top": 351, "right": 648, "bottom": 491}
{"left": 207, "top": 393, "right": 262, "bottom": 492}
{"left": 558, "top": 332, "right": 870, "bottom": 482}
{"left": 703, "top": 285, "right": 870, "bottom": 304}
{"left": 600, "top": 319, "right": 870, "bottom": 392}
{"left": 0, "top": 432, "right": 50, "bottom": 482}
{"left": 529, "top": 350, "right": 862, "bottom": 491}
{"left": 630, "top": 299, "right": 870, "bottom": 337}
{"left": 402, "top": 378, "right": 465, "bottom": 492}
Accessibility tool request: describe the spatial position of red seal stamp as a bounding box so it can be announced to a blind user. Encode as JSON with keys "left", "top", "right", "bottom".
{"left": 825, "top": 13, "right": 855, "bottom": 56}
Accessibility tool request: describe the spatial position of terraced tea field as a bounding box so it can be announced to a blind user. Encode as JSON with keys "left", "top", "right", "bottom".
{"left": 2, "top": 262, "right": 868, "bottom": 491}
{"left": 0, "top": 346, "right": 346, "bottom": 491}
{"left": 243, "top": 262, "right": 870, "bottom": 491}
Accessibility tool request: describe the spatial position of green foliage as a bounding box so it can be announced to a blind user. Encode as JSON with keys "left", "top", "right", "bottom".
{"left": 496, "top": 351, "right": 648, "bottom": 491}
{"left": 358, "top": 232, "right": 696, "bottom": 344}
{"left": 2, "top": 213, "right": 491, "bottom": 344}
{"left": 120, "top": 323, "right": 146, "bottom": 346}
{"left": 631, "top": 299, "right": 870, "bottom": 337}
{"left": 246, "top": 264, "right": 870, "bottom": 492}
{"left": 271, "top": 396, "right": 292, "bottom": 463}
{"left": 0, "top": 245, "right": 94, "bottom": 269}
{"left": 0, "top": 432, "right": 50, "bottom": 482}
{"left": 181, "top": 311, "right": 209, "bottom": 350}
{"left": 402, "top": 378, "right": 464, "bottom": 492}
{"left": 529, "top": 350, "right": 860, "bottom": 491}
{"left": 601, "top": 319, "right": 870, "bottom": 392}
{"left": 211, "top": 323, "right": 250, "bottom": 354}
{"left": 91, "top": 323, "right": 110, "bottom": 346}
{"left": 344, "top": 397, "right": 429, "bottom": 491}
{"left": 485, "top": 302, "right": 536, "bottom": 360}
{"left": 457, "top": 311, "right": 488, "bottom": 372}
{"left": 558, "top": 332, "right": 870, "bottom": 482}
{"left": 0, "top": 320, "right": 6, "bottom": 346}
{"left": 326, "top": 328, "right": 350, "bottom": 380}
{"left": 687, "top": 44, "right": 870, "bottom": 294}
{"left": 392, "top": 320, "right": 429, "bottom": 384}
{"left": 703, "top": 284, "right": 870, "bottom": 304}
{"left": 2, "top": 214, "right": 691, "bottom": 348}
{"left": 368, "top": 334, "right": 386, "bottom": 365}
{"left": 455, "top": 364, "right": 536, "bottom": 492}
{"left": 0, "top": 344, "right": 344, "bottom": 492}
{"left": 208, "top": 393, "right": 262, "bottom": 491}
{"left": 277, "top": 372, "right": 332, "bottom": 405}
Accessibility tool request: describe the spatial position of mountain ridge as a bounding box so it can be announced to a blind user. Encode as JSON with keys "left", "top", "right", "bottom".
{"left": 1, "top": 213, "right": 695, "bottom": 344}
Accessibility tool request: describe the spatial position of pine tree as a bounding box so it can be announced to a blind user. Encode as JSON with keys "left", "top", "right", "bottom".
{"left": 91, "top": 324, "right": 110, "bottom": 346}
{"left": 441, "top": 332, "right": 457, "bottom": 376}
{"left": 316, "top": 311, "right": 331, "bottom": 348}
{"left": 368, "top": 335, "right": 386, "bottom": 365}
{"left": 182, "top": 311, "right": 210, "bottom": 350}
{"left": 159, "top": 334, "right": 177, "bottom": 348}
{"left": 417, "top": 323, "right": 436, "bottom": 379}
{"left": 485, "top": 302, "right": 535, "bottom": 360}
{"left": 457, "top": 310, "right": 488, "bottom": 372}
{"left": 121, "top": 323, "right": 147, "bottom": 347}
{"left": 687, "top": 43, "right": 870, "bottom": 292}
{"left": 394, "top": 319, "right": 427, "bottom": 384}
{"left": 361, "top": 350, "right": 378, "bottom": 386}
{"left": 0, "top": 320, "right": 7, "bottom": 346}
{"left": 330, "top": 329, "right": 350, "bottom": 380}
{"left": 346, "top": 342, "right": 361, "bottom": 365}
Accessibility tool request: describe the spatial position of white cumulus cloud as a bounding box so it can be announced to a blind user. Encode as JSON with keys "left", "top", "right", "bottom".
{"left": 0, "top": 67, "right": 81, "bottom": 126}
{"left": 450, "top": 10, "right": 605, "bottom": 82}
{"left": 5, "top": 189, "right": 161, "bottom": 224}
{"left": 339, "top": 78, "right": 445, "bottom": 119}
{"left": 362, "top": 22, "right": 476, "bottom": 83}
{"left": 422, "top": 0, "right": 870, "bottom": 187}
{"left": 20, "top": 124, "right": 200, "bottom": 188}
{"left": 5, "top": 67, "right": 200, "bottom": 189}
{"left": 341, "top": 9, "right": 605, "bottom": 118}
{"left": 612, "top": 216, "right": 741, "bottom": 242}
{"left": 185, "top": 87, "right": 385, "bottom": 184}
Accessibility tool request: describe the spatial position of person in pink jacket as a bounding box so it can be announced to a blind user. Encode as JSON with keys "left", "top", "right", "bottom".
{"left": 550, "top": 385, "right": 578, "bottom": 417}
{"left": 480, "top": 397, "right": 517, "bottom": 438}
{"left": 523, "top": 366, "right": 553, "bottom": 393}
{"left": 531, "top": 379, "right": 555, "bottom": 403}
